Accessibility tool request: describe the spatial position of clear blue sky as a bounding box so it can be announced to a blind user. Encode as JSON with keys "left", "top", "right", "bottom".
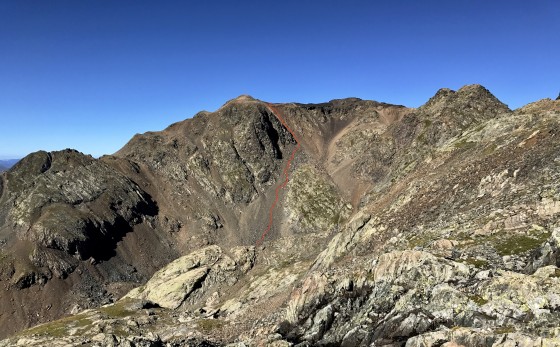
{"left": 1, "top": 1, "right": 559, "bottom": 159}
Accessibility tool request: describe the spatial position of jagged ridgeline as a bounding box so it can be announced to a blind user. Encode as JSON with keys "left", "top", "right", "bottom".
{"left": 1, "top": 86, "right": 560, "bottom": 346}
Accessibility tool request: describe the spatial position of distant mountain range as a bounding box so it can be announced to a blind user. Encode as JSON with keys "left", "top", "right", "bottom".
{"left": 0, "top": 159, "right": 19, "bottom": 172}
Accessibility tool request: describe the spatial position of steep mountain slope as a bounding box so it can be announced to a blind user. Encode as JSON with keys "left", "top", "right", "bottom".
{"left": 0, "top": 95, "right": 408, "bottom": 337}
{"left": 2, "top": 86, "right": 560, "bottom": 346}
{"left": 111, "top": 95, "right": 410, "bottom": 246}
{"left": 0, "top": 150, "right": 179, "bottom": 337}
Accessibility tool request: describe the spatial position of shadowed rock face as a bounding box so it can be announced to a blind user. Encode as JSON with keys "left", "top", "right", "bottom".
{"left": 4, "top": 150, "right": 156, "bottom": 257}
{"left": 0, "top": 150, "right": 172, "bottom": 337}
{"left": 2, "top": 86, "right": 560, "bottom": 346}
{"left": 116, "top": 100, "right": 291, "bottom": 205}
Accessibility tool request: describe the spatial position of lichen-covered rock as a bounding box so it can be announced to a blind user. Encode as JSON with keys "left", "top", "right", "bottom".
{"left": 1, "top": 150, "right": 156, "bottom": 263}
{"left": 284, "top": 250, "right": 471, "bottom": 345}
{"left": 0, "top": 149, "right": 159, "bottom": 289}
{"left": 477, "top": 269, "right": 560, "bottom": 334}
{"left": 406, "top": 328, "right": 560, "bottom": 347}
{"left": 125, "top": 245, "right": 254, "bottom": 309}
{"left": 526, "top": 227, "right": 560, "bottom": 273}
{"left": 286, "top": 164, "right": 350, "bottom": 232}
{"left": 282, "top": 245, "right": 560, "bottom": 346}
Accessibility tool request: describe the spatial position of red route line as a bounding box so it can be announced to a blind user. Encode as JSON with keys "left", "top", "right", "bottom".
{"left": 256, "top": 103, "right": 301, "bottom": 246}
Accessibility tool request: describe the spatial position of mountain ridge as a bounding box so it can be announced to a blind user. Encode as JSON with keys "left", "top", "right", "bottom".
{"left": 1, "top": 86, "right": 560, "bottom": 346}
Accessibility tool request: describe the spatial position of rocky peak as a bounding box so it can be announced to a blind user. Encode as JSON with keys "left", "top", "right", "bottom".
{"left": 218, "top": 94, "right": 262, "bottom": 113}
{"left": 514, "top": 97, "right": 560, "bottom": 115}
{"left": 429, "top": 87, "right": 456, "bottom": 101}
{"left": 420, "top": 84, "right": 510, "bottom": 119}
{"left": 233, "top": 94, "right": 257, "bottom": 102}
{"left": 457, "top": 83, "right": 496, "bottom": 97}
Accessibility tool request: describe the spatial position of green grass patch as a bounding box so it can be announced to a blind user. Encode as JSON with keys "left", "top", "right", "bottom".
{"left": 99, "top": 301, "right": 134, "bottom": 318}
{"left": 197, "top": 318, "right": 226, "bottom": 333}
{"left": 416, "top": 132, "right": 427, "bottom": 144}
{"left": 473, "top": 124, "right": 487, "bottom": 133}
{"left": 483, "top": 143, "right": 498, "bottom": 155}
{"left": 454, "top": 138, "right": 476, "bottom": 150}
{"left": 275, "top": 258, "right": 295, "bottom": 270}
{"left": 494, "top": 326, "right": 516, "bottom": 334}
{"left": 466, "top": 228, "right": 551, "bottom": 256}
{"left": 111, "top": 325, "right": 132, "bottom": 337}
{"left": 494, "top": 232, "right": 550, "bottom": 256}
{"left": 407, "top": 233, "right": 437, "bottom": 249}
{"left": 22, "top": 314, "right": 92, "bottom": 338}
{"left": 462, "top": 258, "right": 489, "bottom": 269}
{"left": 468, "top": 294, "right": 488, "bottom": 306}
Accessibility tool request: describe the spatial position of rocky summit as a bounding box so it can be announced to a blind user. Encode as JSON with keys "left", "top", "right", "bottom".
{"left": 1, "top": 85, "right": 560, "bottom": 346}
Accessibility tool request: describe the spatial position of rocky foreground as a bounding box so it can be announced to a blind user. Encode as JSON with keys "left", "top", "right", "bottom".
{"left": 1, "top": 86, "right": 560, "bottom": 346}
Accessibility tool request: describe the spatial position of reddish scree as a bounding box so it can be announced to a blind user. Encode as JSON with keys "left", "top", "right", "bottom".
{"left": 256, "top": 103, "right": 301, "bottom": 246}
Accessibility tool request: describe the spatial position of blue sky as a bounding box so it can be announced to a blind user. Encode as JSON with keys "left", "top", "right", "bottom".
{"left": 0, "top": 1, "right": 559, "bottom": 159}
